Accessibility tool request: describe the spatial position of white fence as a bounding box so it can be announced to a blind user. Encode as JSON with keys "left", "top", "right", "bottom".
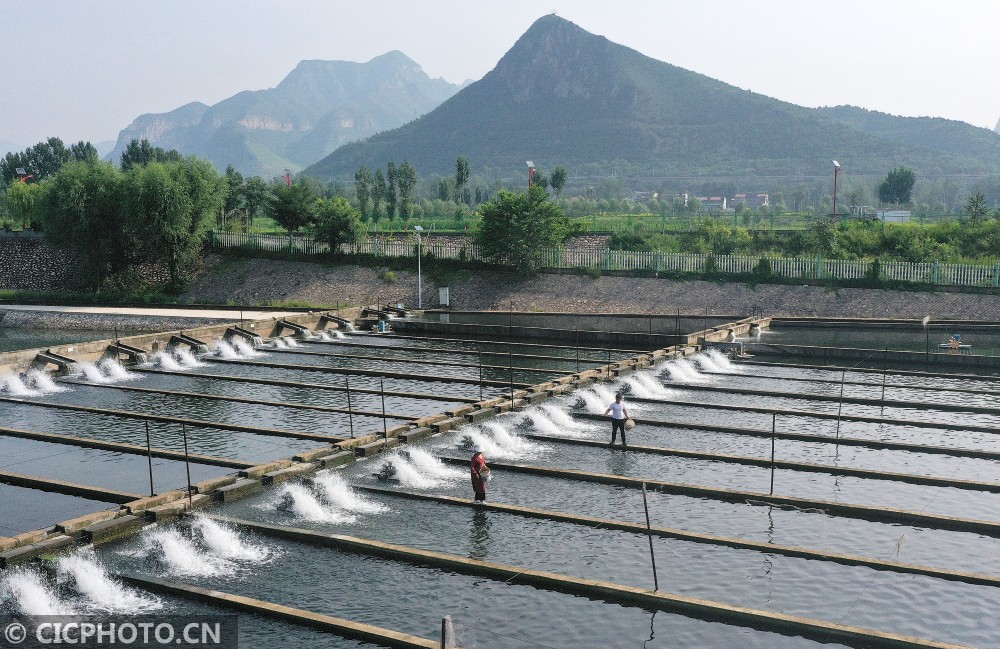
{"left": 207, "top": 232, "right": 1000, "bottom": 288}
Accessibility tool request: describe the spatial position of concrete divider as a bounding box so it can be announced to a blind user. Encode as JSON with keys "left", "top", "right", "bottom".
{"left": 0, "top": 471, "right": 142, "bottom": 504}
{"left": 0, "top": 425, "right": 255, "bottom": 469}
{"left": 67, "top": 381, "right": 420, "bottom": 421}
{"left": 314, "top": 451, "right": 355, "bottom": 469}
{"left": 0, "top": 397, "right": 347, "bottom": 444}
{"left": 271, "top": 347, "right": 576, "bottom": 376}
{"left": 209, "top": 515, "right": 963, "bottom": 649}
{"left": 214, "top": 479, "right": 264, "bottom": 503}
{"left": 240, "top": 460, "right": 294, "bottom": 479}
{"left": 667, "top": 381, "right": 1000, "bottom": 417}
{"left": 83, "top": 515, "right": 145, "bottom": 545}
{"left": 264, "top": 463, "right": 318, "bottom": 485}
{"left": 431, "top": 416, "right": 467, "bottom": 433}
{"left": 135, "top": 367, "right": 480, "bottom": 403}
{"left": 437, "top": 457, "right": 1000, "bottom": 537}
{"left": 211, "top": 357, "right": 532, "bottom": 388}
{"left": 398, "top": 427, "right": 434, "bottom": 443}
{"left": 355, "top": 439, "right": 399, "bottom": 457}
{"left": 520, "top": 433, "right": 1000, "bottom": 493}
{"left": 117, "top": 574, "right": 441, "bottom": 649}
{"left": 625, "top": 394, "right": 1000, "bottom": 436}
{"left": 356, "top": 485, "right": 1000, "bottom": 589}
{"left": 573, "top": 412, "right": 1000, "bottom": 462}
{"left": 0, "top": 535, "right": 76, "bottom": 569}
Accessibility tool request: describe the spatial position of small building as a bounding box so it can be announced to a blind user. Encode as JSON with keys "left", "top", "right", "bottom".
{"left": 696, "top": 196, "right": 727, "bottom": 212}
{"left": 731, "top": 193, "right": 769, "bottom": 209}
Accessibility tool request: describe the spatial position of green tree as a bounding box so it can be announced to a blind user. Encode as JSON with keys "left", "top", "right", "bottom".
{"left": 396, "top": 160, "right": 418, "bottom": 218}
{"left": 1, "top": 137, "right": 76, "bottom": 186}
{"left": 120, "top": 138, "right": 182, "bottom": 172}
{"left": 385, "top": 161, "right": 398, "bottom": 219}
{"left": 354, "top": 165, "right": 372, "bottom": 216}
{"left": 38, "top": 160, "right": 130, "bottom": 289}
{"left": 550, "top": 165, "right": 568, "bottom": 196}
{"left": 965, "top": 191, "right": 989, "bottom": 226}
{"left": 437, "top": 177, "right": 451, "bottom": 202}
{"left": 122, "top": 157, "right": 224, "bottom": 290}
{"left": 877, "top": 167, "right": 916, "bottom": 206}
{"left": 4, "top": 180, "right": 43, "bottom": 229}
{"left": 70, "top": 141, "right": 99, "bottom": 163}
{"left": 371, "top": 168, "right": 386, "bottom": 219}
{"left": 268, "top": 182, "right": 316, "bottom": 233}
{"left": 476, "top": 185, "right": 568, "bottom": 275}
{"left": 532, "top": 169, "right": 550, "bottom": 190}
{"left": 454, "top": 156, "right": 470, "bottom": 205}
{"left": 314, "top": 196, "right": 366, "bottom": 254}
{"left": 222, "top": 165, "right": 244, "bottom": 215}
{"left": 242, "top": 176, "right": 270, "bottom": 225}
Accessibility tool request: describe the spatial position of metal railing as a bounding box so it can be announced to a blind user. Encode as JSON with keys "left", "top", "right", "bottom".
{"left": 206, "top": 231, "right": 1000, "bottom": 288}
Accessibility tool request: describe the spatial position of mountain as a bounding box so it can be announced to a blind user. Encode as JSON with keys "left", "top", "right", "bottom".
{"left": 109, "top": 52, "right": 462, "bottom": 177}
{"left": 816, "top": 106, "right": 1000, "bottom": 168}
{"left": 305, "top": 15, "right": 1000, "bottom": 182}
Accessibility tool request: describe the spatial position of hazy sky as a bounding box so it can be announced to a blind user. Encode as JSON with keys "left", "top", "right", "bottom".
{"left": 3, "top": 0, "right": 999, "bottom": 149}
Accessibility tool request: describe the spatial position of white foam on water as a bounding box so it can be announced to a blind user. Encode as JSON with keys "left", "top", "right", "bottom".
{"left": 26, "top": 369, "right": 67, "bottom": 393}
{"left": 333, "top": 330, "right": 346, "bottom": 338}
{"left": 152, "top": 351, "right": 182, "bottom": 371}
{"left": 382, "top": 454, "right": 439, "bottom": 489}
{"left": 576, "top": 388, "right": 608, "bottom": 413}
{"left": 230, "top": 338, "right": 263, "bottom": 358}
{"left": 622, "top": 372, "right": 674, "bottom": 400}
{"left": 190, "top": 515, "right": 271, "bottom": 561}
{"left": 283, "top": 336, "right": 299, "bottom": 347}
{"left": 314, "top": 472, "right": 388, "bottom": 514}
{"left": 213, "top": 340, "right": 240, "bottom": 359}
{"left": 56, "top": 552, "right": 161, "bottom": 613}
{"left": 1, "top": 567, "right": 76, "bottom": 615}
{"left": 270, "top": 337, "right": 288, "bottom": 349}
{"left": 0, "top": 372, "right": 41, "bottom": 396}
{"left": 706, "top": 348, "right": 739, "bottom": 372}
{"left": 406, "top": 447, "right": 463, "bottom": 480}
{"left": 533, "top": 403, "right": 592, "bottom": 438}
{"left": 80, "top": 362, "right": 113, "bottom": 383}
{"left": 460, "top": 429, "right": 505, "bottom": 457}
{"left": 173, "top": 348, "right": 207, "bottom": 368}
{"left": 659, "top": 357, "right": 705, "bottom": 383}
{"left": 98, "top": 358, "right": 138, "bottom": 381}
{"left": 139, "top": 528, "right": 229, "bottom": 577}
{"left": 692, "top": 352, "right": 723, "bottom": 373}
{"left": 275, "top": 483, "right": 357, "bottom": 523}
{"left": 525, "top": 409, "right": 563, "bottom": 436}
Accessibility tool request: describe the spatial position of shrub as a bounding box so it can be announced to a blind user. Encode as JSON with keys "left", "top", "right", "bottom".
{"left": 583, "top": 266, "right": 602, "bottom": 279}
{"left": 380, "top": 269, "right": 397, "bottom": 283}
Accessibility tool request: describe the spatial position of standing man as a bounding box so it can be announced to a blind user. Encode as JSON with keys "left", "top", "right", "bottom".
{"left": 471, "top": 448, "right": 488, "bottom": 502}
{"left": 604, "top": 393, "right": 630, "bottom": 447}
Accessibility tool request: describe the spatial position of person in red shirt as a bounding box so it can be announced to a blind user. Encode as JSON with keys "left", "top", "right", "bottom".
{"left": 470, "top": 449, "right": 488, "bottom": 502}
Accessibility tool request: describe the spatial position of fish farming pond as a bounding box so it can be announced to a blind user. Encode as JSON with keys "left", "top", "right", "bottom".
{"left": 1, "top": 318, "right": 999, "bottom": 648}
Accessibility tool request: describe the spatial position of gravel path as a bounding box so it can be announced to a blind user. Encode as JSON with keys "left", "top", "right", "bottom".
{"left": 181, "top": 255, "right": 1000, "bottom": 319}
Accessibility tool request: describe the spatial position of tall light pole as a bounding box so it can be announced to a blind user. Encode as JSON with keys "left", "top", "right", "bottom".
{"left": 414, "top": 225, "right": 424, "bottom": 308}
{"left": 832, "top": 160, "right": 841, "bottom": 217}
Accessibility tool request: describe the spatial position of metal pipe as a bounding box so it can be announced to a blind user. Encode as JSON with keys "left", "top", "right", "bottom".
{"left": 145, "top": 421, "right": 154, "bottom": 497}
{"left": 641, "top": 483, "right": 659, "bottom": 592}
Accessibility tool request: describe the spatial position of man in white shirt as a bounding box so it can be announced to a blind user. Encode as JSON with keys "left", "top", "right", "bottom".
{"left": 603, "top": 393, "right": 630, "bottom": 447}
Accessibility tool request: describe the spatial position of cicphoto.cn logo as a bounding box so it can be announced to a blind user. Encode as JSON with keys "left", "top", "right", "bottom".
{"left": 1, "top": 616, "right": 237, "bottom": 648}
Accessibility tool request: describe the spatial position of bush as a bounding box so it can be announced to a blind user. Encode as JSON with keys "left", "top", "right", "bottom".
{"left": 704, "top": 254, "right": 719, "bottom": 275}
{"left": 380, "top": 269, "right": 397, "bottom": 283}
{"left": 583, "top": 266, "right": 602, "bottom": 279}
{"left": 751, "top": 257, "right": 773, "bottom": 279}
